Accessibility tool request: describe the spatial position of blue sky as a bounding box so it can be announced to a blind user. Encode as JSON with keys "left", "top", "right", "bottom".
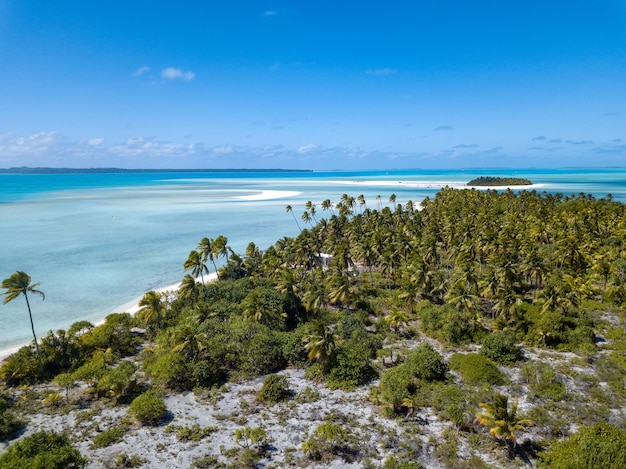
{"left": 1, "top": 1, "right": 625, "bottom": 170}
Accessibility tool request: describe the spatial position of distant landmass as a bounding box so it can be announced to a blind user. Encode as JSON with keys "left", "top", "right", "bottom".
{"left": 467, "top": 176, "right": 532, "bottom": 186}
{"left": 0, "top": 167, "right": 312, "bottom": 174}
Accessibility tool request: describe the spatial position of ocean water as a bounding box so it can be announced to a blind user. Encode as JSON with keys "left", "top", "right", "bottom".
{"left": 1, "top": 167, "right": 625, "bottom": 353}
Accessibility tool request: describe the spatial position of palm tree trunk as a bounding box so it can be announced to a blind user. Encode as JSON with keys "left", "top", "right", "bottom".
{"left": 24, "top": 293, "right": 42, "bottom": 369}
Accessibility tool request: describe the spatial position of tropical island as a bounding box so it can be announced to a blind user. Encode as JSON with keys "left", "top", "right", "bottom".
{"left": 1, "top": 188, "right": 626, "bottom": 468}
{"left": 0, "top": 167, "right": 312, "bottom": 174}
{"left": 467, "top": 177, "right": 533, "bottom": 186}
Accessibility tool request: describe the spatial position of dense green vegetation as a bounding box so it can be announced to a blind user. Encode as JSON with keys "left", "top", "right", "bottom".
{"left": 2, "top": 187, "right": 626, "bottom": 467}
{"left": 467, "top": 176, "right": 532, "bottom": 186}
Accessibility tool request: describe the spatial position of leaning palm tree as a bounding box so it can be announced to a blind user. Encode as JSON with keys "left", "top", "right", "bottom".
{"left": 184, "top": 249, "right": 208, "bottom": 285}
{"left": 1, "top": 271, "right": 45, "bottom": 363}
{"left": 285, "top": 205, "right": 302, "bottom": 231}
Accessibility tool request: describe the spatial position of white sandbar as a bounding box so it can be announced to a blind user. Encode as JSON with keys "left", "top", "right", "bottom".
{"left": 233, "top": 190, "right": 302, "bottom": 201}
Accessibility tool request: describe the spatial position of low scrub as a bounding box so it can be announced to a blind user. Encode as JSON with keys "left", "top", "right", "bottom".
{"left": 448, "top": 353, "right": 507, "bottom": 386}
{"left": 129, "top": 390, "right": 168, "bottom": 426}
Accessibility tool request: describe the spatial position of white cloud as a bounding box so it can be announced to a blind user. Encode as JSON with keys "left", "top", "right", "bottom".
{"left": 161, "top": 67, "right": 196, "bottom": 81}
{"left": 297, "top": 144, "right": 319, "bottom": 154}
{"left": 365, "top": 68, "right": 397, "bottom": 76}
{"left": 87, "top": 138, "right": 104, "bottom": 146}
{"left": 264, "top": 10, "right": 277, "bottom": 16}
{"left": 213, "top": 145, "right": 234, "bottom": 155}
{"left": 132, "top": 66, "right": 150, "bottom": 77}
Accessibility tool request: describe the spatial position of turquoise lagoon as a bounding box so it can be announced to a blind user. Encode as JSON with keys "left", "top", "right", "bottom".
{"left": 1, "top": 167, "right": 625, "bottom": 353}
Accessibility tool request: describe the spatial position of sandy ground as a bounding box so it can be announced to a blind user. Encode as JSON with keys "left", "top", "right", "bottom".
{"left": 7, "top": 368, "right": 445, "bottom": 469}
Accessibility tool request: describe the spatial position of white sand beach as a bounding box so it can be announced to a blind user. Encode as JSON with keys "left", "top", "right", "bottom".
{"left": 233, "top": 190, "right": 302, "bottom": 201}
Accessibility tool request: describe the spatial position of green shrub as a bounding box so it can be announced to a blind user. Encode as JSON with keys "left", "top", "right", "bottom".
{"left": 376, "top": 363, "right": 416, "bottom": 415}
{"left": 278, "top": 327, "right": 308, "bottom": 366}
{"left": 0, "top": 405, "right": 24, "bottom": 441}
{"left": 165, "top": 424, "right": 217, "bottom": 442}
{"left": 258, "top": 374, "right": 291, "bottom": 404}
{"left": 0, "top": 346, "right": 42, "bottom": 386}
{"left": 326, "top": 341, "right": 378, "bottom": 390}
{"left": 233, "top": 426, "right": 267, "bottom": 449}
{"left": 228, "top": 320, "right": 287, "bottom": 377}
{"left": 79, "top": 313, "right": 139, "bottom": 357}
{"left": 404, "top": 342, "right": 449, "bottom": 382}
{"left": 0, "top": 430, "right": 87, "bottom": 469}
{"left": 420, "top": 305, "right": 476, "bottom": 344}
{"left": 302, "top": 422, "right": 357, "bottom": 463}
{"left": 448, "top": 353, "right": 507, "bottom": 386}
{"left": 480, "top": 330, "right": 524, "bottom": 365}
{"left": 383, "top": 455, "right": 426, "bottom": 469}
{"left": 144, "top": 350, "right": 193, "bottom": 390}
{"left": 95, "top": 361, "right": 138, "bottom": 402}
{"left": 92, "top": 423, "right": 128, "bottom": 448}
{"left": 129, "top": 390, "right": 168, "bottom": 426}
{"left": 192, "top": 359, "right": 222, "bottom": 388}
{"left": 538, "top": 422, "right": 626, "bottom": 468}
{"left": 113, "top": 453, "right": 146, "bottom": 468}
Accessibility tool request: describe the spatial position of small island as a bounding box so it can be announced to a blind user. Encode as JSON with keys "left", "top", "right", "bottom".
{"left": 467, "top": 176, "right": 532, "bottom": 186}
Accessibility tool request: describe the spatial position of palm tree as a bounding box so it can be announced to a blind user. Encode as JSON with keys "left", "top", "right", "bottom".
{"left": 286, "top": 205, "right": 302, "bottom": 231}
{"left": 1, "top": 271, "right": 45, "bottom": 364}
{"left": 198, "top": 237, "right": 218, "bottom": 278}
{"left": 384, "top": 309, "right": 410, "bottom": 333}
{"left": 137, "top": 290, "right": 166, "bottom": 329}
{"left": 476, "top": 394, "right": 534, "bottom": 448}
{"left": 183, "top": 250, "right": 208, "bottom": 285}
{"left": 303, "top": 321, "right": 337, "bottom": 364}
{"left": 179, "top": 274, "right": 200, "bottom": 302}
{"left": 212, "top": 235, "right": 232, "bottom": 278}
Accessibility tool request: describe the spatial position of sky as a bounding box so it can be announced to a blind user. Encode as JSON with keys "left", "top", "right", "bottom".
{"left": 1, "top": 1, "right": 626, "bottom": 170}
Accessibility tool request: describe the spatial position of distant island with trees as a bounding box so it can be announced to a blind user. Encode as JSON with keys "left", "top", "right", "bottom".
{"left": 0, "top": 167, "right": 312, "bottom": 174}
{"left": 467, "top": 176, "right": 533, "bottom": 186}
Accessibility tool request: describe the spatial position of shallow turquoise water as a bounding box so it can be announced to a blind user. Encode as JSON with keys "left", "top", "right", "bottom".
{"left": 1, "top": 168, "right": 625, "bottom": 352}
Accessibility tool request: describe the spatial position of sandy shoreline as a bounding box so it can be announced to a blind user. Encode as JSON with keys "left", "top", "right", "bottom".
{"left": 0, "top": 273, "right": 218, "bottom": 361}
{"left": 232, "top": 189, "right": 302, "bottom": 201}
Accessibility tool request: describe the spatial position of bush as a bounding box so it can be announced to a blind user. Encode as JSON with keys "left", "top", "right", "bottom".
{"left": 404, "top": 342, "right": 449, "bottom": 382}
{"left": 144, "top": 351, "right": 193, "bottom": 390}
{"left": 0, "top": 346, "right": 41, "bottom": 386}
{"left": 302, "top": 422, "right": 358, "bottom": 463}
{"left": 79, "top": 313, "right": 139, "bottom": 357}
{"left": 480, "top": 330, "right": 524, "bottom": 365}
{"left": 420, "top": 305, "right": 477, "bottom": 344}
{"left": 0, "top": 430, "right": 87, "bottom": 468}
{"left": 129, "top": 390, "right": 168, "bottom": 426}
{"left": 95, "top": 361, "right": 138, "bottom": 403}
{"left": 228, "top": 320, "right": 287, "bottom": 377}
{"left": 192, "top": 359, "right": 223, "bottom": 388}
{"left": 92, "top": 423, "right": 128, "bottom": 448}
{"left": 0, "top": 404, "right": 24, "bottom": 441}
{"left": 448, "top": 353, "right": 506, "bottom": 386}
{"left": 258, "top": 374, "right": 291, "bottom": 404}
{"left": 376, "top": 363, "right": 417, "bottom": 415}
{"left": 326, "top": 341, "right": 378, "bottom": 390}
{"left": 278, "top": 326, "right": 309, "bottom": 366}
{"left": 538, "top": 422, "right": 626, "bottom": 468}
